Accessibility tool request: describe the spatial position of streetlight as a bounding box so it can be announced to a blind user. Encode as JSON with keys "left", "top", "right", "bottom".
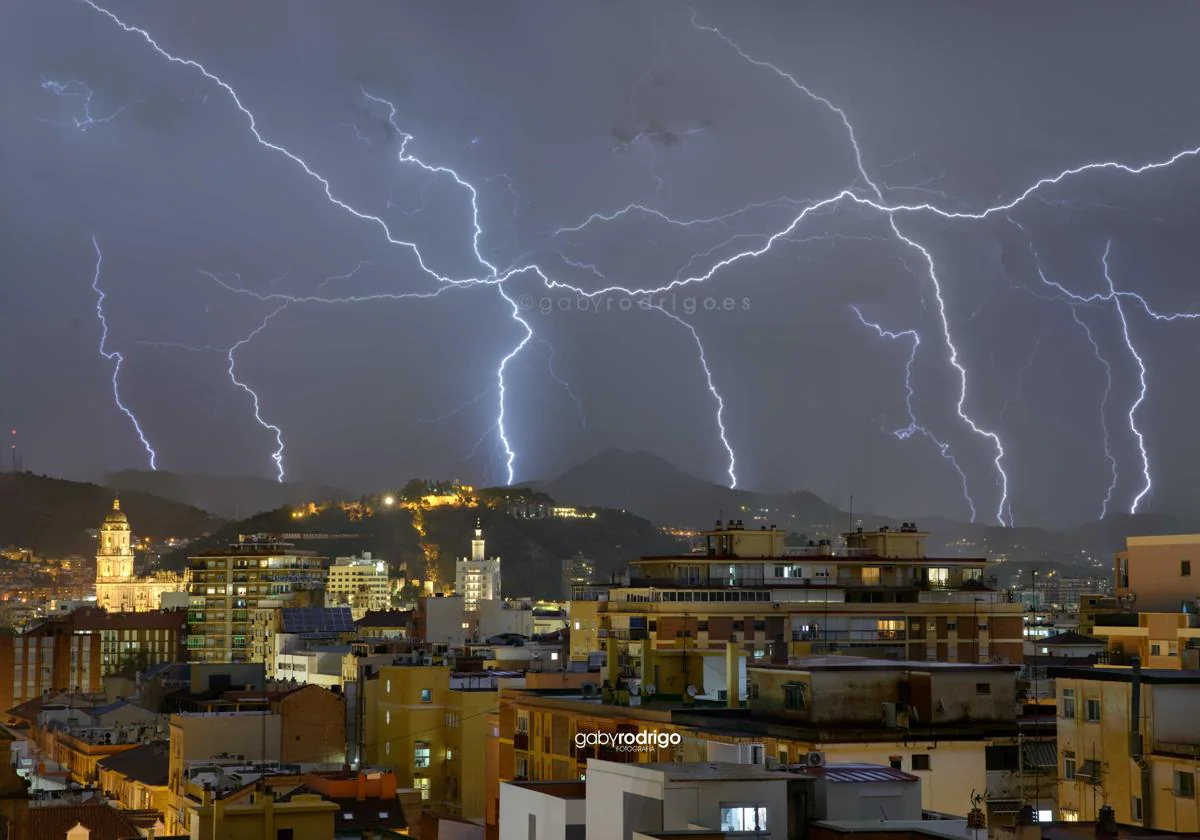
{"left": 383, "top": 495, "right": 395, "bottom": 507}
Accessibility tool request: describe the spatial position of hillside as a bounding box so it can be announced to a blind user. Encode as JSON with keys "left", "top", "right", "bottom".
{"left": 105, "top": 470, "right": 349, "bottom": 521}
{"left": 168, "top": 502, "right": 683, "bottom": 598}
{"left": 0, "top": 472, "right": 222, "bottom": 557}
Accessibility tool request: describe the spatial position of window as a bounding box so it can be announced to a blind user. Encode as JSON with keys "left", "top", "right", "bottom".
{"left": 414, "top": 742, "right": 430, "bottom": 769}
{"left": 420, "top": 688, "right": 432, "bottom": 703}
{"left": 1151, "top": 643, "right": 1162, "bottom": 656}
{"left": 912, "top": 754, "right": 931, "bottom": 771}
{"left": 720, "top": 805, "right": 768, "bottom": 833}
{"left": 414, "top": 778, "right": 430, "bottom": 800}
{"left": 515, "top": 756, "right": 528, "bottom": 779}
{"left": 1063, "top": 751, "right": 1076, "bottom": 780}
{"left": 1183, "top": 560, "right": 1192, "bottom": 577}
{"left": 446, "top": 748, "right": 454, "bottom": 761}
{"left": 277, "top": 830, "right": 294, "bottom": 840}
{"left": 1061, "top": 688, "right": 1076, "bottom": 718}
{"left": 1131, "top": 796, "right": 1143, "bottom": 822}
{"left": 1059, "top": 809, "right": 1079, "bottom": 822}
{"left": 749, "top": 745, "right": 764, "bottom": 765}
{"left": 862, "top": 567, "right": 881, "bottom": 586}
{"left": 928, "top": 568, "right": 950, "bottom": 587}
{"left": 1085, "top": 698, "right": 1101, "bottom": 722}
{"left": 783, "top": 683, "right": 806, "bottom": 710}
{"left": 516, "top": 715, "right": 529, "bottom": 734}
{"left": 976, "top": 682, "right": 991, "bottom": 695}
{"left": 1175, "top": 770, "right": 1196, "bottom": 798}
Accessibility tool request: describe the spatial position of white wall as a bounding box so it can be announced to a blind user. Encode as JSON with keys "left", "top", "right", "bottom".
{"left": 426, "top": 597, "right": 468, "bottom": 646}
{"left": 668, "top": 778, "right": 789, "bottom": 840}
{"left": 586, "top": 761, "right": 666, "bottom": 840}
{"left": 818, "top": 779, "right": 921, "bottom": 821}
{"left": 818, "top": 743, "right": 985, "bottom": 817}
{"left": 1151, "top": 684, "right": 1200, "bottom": 746}
{"left": 499, "top": 783, "right": 584, "bottom": 840}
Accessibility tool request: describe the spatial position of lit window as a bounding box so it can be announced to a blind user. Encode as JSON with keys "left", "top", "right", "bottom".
{"left": 861, "top": 567, "right": 880, "bottom": 586}
{"left": 720, "top": 805, "right": 768, "bottom": 833}
{"left": 550, "top": 652, "right": 559, "bottom": 661}
{"left": 574, "top": 621, "right": 581, "bottom": 631}
{"left": 414, "top": 742, "right": 431, "bottom": 769}
{"left": 415, "top": 778, "right": 430, "bottom": 800}
{"left": 446, "top": 749, "right": 454, "bottom": 761}
{"left": 420, "top": 688, "right": 432, "bottom": 703}
{"left": 386, "top": 679, "right": 391, "bottom": 694}
{"left": 385, "top": 710, "right": 390, "bottom": 725}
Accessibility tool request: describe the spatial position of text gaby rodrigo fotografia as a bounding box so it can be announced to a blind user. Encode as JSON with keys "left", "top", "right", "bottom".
{"left": 573, "top": 730, "right": 683, "bottom": 752}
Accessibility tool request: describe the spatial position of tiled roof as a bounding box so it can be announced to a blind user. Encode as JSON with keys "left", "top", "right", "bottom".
{"left": 29, "top": 802, "right": 143, "bottom": 840}
{"left": 97, "top": 741, "right": 170, "bottom": 787}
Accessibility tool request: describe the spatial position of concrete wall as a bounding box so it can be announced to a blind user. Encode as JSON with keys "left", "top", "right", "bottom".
{"left": 498, "top": 783, "right": 585, "bottom": 840}
{"left": 1152, "top": 684, "right": 1200, "bottom": 746}
{"left": 923, "top": 670, "right": 1017, "bottom": 724}
{"left": 816, "top": 779, "right": 921, "bottom": 822}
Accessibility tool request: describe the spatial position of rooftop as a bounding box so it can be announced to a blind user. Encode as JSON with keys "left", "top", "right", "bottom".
{"left": 29, "top": 801, "right": 144, "bottom": 840}
{"left": 1040, "top": 631, "right": 1104, "bottom": 647}
{"left": 96, "top": 741, "right": 170, "bottom": 787}
{"left": 751, "top": 655, "right": 1020, "bottom": 673}
{"left": 503, "top": 780, "right": 587, "bottom": 800}
{"left": 1048, "top": 665, "right": 1200, "bottom": 684}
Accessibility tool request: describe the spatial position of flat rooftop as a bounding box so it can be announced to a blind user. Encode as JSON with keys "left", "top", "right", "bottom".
{"left": 505, "top": 781, "right": 586, "bottom": 799}
{"left": 751, "top": 656, "right": 1020, "bottom": 673}
{"left": 639, "top": 762, "right": 790, "bottom": 782}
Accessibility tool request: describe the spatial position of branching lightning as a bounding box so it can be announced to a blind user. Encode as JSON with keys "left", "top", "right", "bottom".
{"left": 227, "top": 305, "right": 290, "bottom": 482}
{"left": 1068, "top": 307, "right": 1119, "bottom": 518}
{"left": 652, "top": 307, "right": 737, "bottom": 488}
{"left": 41, "top": 78, "right": 134, "bottom": 131}
{"left": 90, "top": 235, "right": 158, "bottom": 469}
{"left": 74, "top": 0, "right": 1200, "bottom": 514}
{"left": 851, "top": 306, "right": 975, "bottom": 522}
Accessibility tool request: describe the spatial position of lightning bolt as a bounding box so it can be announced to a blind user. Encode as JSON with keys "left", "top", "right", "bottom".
{"left": 497, "top": 286, "right": 535, "bottom": 485}
{"left": 1068, "top": 307, "right": 1119, "bottom": 518}
{"left": 652, "top": 307, "right": 736, "bottom": 488}
{"left": 41, "top": 78, "right": 134, "bottom": 131}
{"left": 1100, "top": 243, "right": 1152, "bottom": 514}
{"left": 537, "top": 339, "right": 586, "bottom": 430}
{"left": 90, "top": 235, "right": 158, "bottom": 469}
{"left": 227, "top": 305, "right": 290, "bottom": 482}
{"left": 851, "top": 306, "right": 975, "bottom": 522}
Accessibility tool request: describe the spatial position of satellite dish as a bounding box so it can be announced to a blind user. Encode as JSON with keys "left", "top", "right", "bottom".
{"left": 644, "top": 684, "right": 657, "bottom": 696}
{"left": 686, "top": 685, "right": 698, "bottom": 697}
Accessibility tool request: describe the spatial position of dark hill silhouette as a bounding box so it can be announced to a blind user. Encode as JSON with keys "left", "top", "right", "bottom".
{"left": 168, "top": 502, "right": 683, "bottom": 598}
{"left": 0, "top": 472, "right": 221, "bottom": 557}
{"left": 105, "top": 470, "right": 349, "bottom": 520}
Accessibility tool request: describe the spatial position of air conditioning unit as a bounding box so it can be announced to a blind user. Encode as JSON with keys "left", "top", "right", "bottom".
{"left": 806, "top": 751, "right": 826, "bottom": 768}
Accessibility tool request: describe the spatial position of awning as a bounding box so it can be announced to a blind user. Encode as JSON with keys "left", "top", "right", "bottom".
{"left": 1076, "top": 759, "right": 1101, "bottom": 784}
{"left": 1023, "top": 741, "right": 1057, "bottom": 771}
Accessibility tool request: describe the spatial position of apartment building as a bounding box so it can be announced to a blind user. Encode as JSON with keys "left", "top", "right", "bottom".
{"left": 1091, "top": 612, "right": 1200, "bottom": 670}
{"left": 575, "top": 522, "right": 1023, "bottom": 679}
{"left": 186, "top": 537, "right": 327, "bottom": 663}
{"left": 363, "top": 664, "right": 500, "bottom": 819}
{"left": 1053, "top": 661, "right": 1200, "bottom": 832}
{"left": 325, "top": 552, "right": 391, "bottom": 618}
{"left": 497, "top": 652, "right": 1032, "bottom": 821}
{"left": 1115, "top": 534, "right": 1200, "bottom": 614}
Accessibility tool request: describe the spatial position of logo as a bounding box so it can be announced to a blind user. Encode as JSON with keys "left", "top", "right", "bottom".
{"left": 573, "top": 730, "right": 682, "bottom": 751}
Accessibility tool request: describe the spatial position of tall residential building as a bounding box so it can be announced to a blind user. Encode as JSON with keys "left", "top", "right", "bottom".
{"left": 186, "top": 537, "right": 327, "bottom": 663}
{"left": 0, "top": 618, "right": 101, "bottom": 716}
{"left": 561, "top": 552, "right": 595, "bottom": 599}
{"left": 576, "top": 520, "right": 1024, "bottom": 671}
{"left": 364, "top": 664, "right": 500, "bottom": 819}
{"left": 1053, "top": 661, "right": 1200, "bottom": 832}
{"left": 1115, "top": 534, "right": 1200, "bottom": 613}
{"left": 324, "top": 552, "right": 390, "bottom": 618}
{"left": 456, "top": 520, "right": 501, "bottom": 611}
{"left": 94, "top": 497, "right": 185, "bottom": 613}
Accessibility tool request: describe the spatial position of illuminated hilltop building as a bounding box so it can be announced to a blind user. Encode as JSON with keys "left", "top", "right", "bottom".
{"left": 456, "top": 520, "right": 501, "bottom": 611}
{"left": 94, "top": 497, "right": 186, "bottom": 613}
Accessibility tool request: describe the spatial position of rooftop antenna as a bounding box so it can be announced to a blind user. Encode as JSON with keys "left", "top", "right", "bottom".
{"left": 9, "top": 427, "right": 19, "bottom": 473}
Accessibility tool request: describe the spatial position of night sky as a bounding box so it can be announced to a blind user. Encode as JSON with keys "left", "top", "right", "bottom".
{"left": 4, "top": 1, "right": 1200, "bottom": 528}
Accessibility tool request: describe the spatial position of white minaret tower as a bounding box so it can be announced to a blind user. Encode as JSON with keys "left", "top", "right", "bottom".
{"left": 471, "top": 518, "right": 485, "bottom": 562}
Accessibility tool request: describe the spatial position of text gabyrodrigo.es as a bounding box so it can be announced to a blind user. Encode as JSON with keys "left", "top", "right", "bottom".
{"left": 573, "top": 731, "right": 682, "bottom": 749}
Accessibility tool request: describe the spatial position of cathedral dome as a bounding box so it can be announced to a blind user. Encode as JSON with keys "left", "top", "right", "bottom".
{"left": 103, "top": 497, "right": 128, "bottom": 527}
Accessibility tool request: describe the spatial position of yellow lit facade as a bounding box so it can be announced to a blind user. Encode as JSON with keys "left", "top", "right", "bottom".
{"left": 1055, "top": 665, "right": 1200, "bottom": 832}
{"left": 1091, "top": 612, "right": 1200, "bottom": 669}
{"left": 364, "top": 664, "right": 498, "bottom": 819}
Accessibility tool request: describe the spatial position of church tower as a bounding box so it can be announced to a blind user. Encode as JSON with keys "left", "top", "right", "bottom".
{"left": 95, "top": 496, "right": 135, "bottom": 612}
{"left": 471, "top": 518, "right": 486, "bottom": 562}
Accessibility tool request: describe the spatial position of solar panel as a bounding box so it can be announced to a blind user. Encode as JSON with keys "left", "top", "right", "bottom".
{"left": 281, "top": 607, "right": 354, "bottom": 634}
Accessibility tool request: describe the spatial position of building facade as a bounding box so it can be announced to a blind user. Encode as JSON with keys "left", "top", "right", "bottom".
{"left": 1115, "top": 534, "right": 1200, "bottom": 614}
{"left": 562, "top": 553, "right": 595, "bottom": 600}
{"left": 186, "top": 538, "right": 327, "bottom": 663}
{"left": 94, "top": 497, "right": 185, "bottom": 613}
{"left": 1054, "top": 662, "right": 1200, "bottom": 832}
{"left": 456, "top": 521, "right": 501, "bottom": 611}
{"left": 324, "top": 552, "right": 390, "bottom": 618}
{"left": 574, "top": 522, "right": 1024, "bottom": 673}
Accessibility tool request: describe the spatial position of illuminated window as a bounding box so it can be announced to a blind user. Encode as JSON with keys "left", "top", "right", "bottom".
{"left": 414, "top": 742, "right": 431, "bottom": 769}
{"left": 385, "top": 710, "right": 390, "bottom": 725}
{"left": 720, "top": 805, "right": 768, "bottom": 833}
{"left": 928, "top": 568, "right": 950, "bottom": 587}
{"left": 446, "top": 748, "right": 454, "bottom": 761}
{"left": 1059, "top": 809, "right": 1079, "bottom": 822}
{"left": 414, "top": 777, "right": 430, "bottom": 800}
{"left": 861, "top": 567, "right": 880, "bottom": 586}
{"left": 877, "top": 619, "right": 904, "bottom": 640}
{"left": 386, "top": 679, "right": 391, "bottom": 694}
{"left": 420, "top": 688, "right": 432, "bottom": 703}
